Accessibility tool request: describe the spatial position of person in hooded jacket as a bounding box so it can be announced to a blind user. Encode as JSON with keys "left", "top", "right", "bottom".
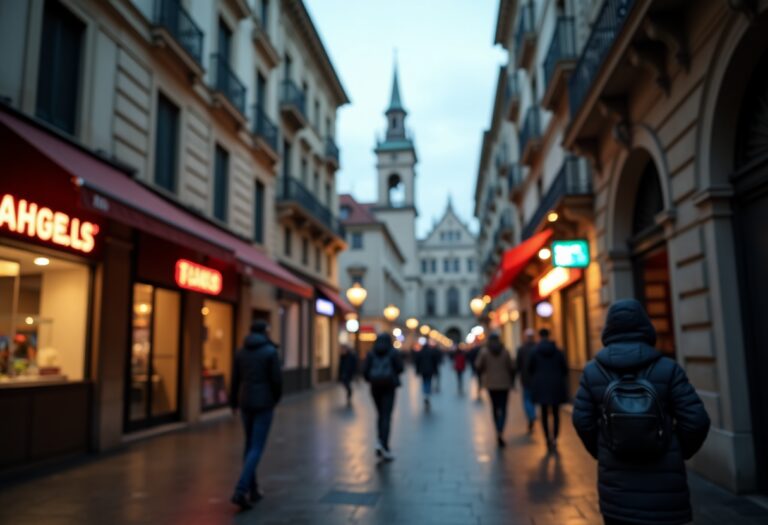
{"left": 230, "top": 320, "right": 283, "bottom": 510}
{"left": 364, "top": 333, "right": 404, "bottom": 460}
{"left": 572, "top": 299, "right": 710, "bottom": 525}
{"left": 528, "top": 328, "right": 568, "bottom": 452}
{"left": 475, "top": 333, "right": 516, "bottom": 447}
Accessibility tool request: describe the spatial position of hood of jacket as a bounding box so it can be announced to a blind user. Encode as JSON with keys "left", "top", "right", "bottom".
{"left": 373, "top": 334, "right": 393, "bottom": 355}
{"left": 487, "top": 339, "right": 504, "bottom": 355}
{"left": 244, "top": 332, "right": 271, "bottom": 350}
{"left": 536, "top": 340, "right": 558, "bottom": 356}
{"left": 597, "top": 299, "right": 660, "bottom": 370}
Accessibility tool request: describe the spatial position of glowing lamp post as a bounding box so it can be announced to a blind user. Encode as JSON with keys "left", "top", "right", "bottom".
{"left": 383, "top": 304, "right": 400, "bottom": 331}
{"left": 345, "top": 282, "right": 368, "bottom": 355}
{"left": 470, "top": 297, "right": 486, "bottom": 318}
{"left": 405, "top": 317, "right": 419, "bottom": 330}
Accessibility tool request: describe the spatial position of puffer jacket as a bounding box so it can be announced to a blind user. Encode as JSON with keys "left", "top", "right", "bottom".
{"left": 528, "top": 340, "right": 568, "bottom": 405}
{"left": 230, "top": 332, "right": 282, "bottom": 411}
{"left": 572, "top": 299, "right": 710, "bottom": 525}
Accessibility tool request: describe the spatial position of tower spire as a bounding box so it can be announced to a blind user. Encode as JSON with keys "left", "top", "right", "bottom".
{"left": 387, "top": 52, "right": 405, "bottom": 114}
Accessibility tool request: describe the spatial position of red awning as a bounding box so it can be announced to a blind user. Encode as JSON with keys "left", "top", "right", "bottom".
{"left": 0, "top": 110, "right": 313, "bottom": 298}
{"left": 316, "top": 283, "right": 355, "bottom": 316}
{"left": 484, "top": 229, "right": 554, "bottom": 298}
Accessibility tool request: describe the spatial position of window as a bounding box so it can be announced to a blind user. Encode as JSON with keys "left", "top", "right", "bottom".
{"left": 430, "top": 259, "right": 437, "bottom": 273}
{"left": 325, "top": 183, "right": 332, "bottom": 208}
{"left": 339, "top": 206, "right": 351, "bottom": 220}
{"left": 284, "top": 227, "right": 292, "bottom": 257}
{"left": 453, "top": 258, "right": 460, "bottom": 273}
{"left": 447, "top": 287, "right": 460, "bottom": 316}
{"left": 301, "top": 237, "right": 309, "bottom": 265}
{"left": 253, "top": 180, "right": 265, "bottom": 243}
{"left": 314, "top": 98, "right": 320, "bottom": 129}
{"left": 351, "top": 232, "right": 363, "bottom": 250}
{"left": 154, "top": 94, "right": 179, "bottom": 193}
{"left": 443, "top": 258, "right": 450, "bottom": 273}
{"left": 421, "top": 259, "right": 428, "bottom": 274}
{"left": 218, "top": 18, "right": 232, "bottom": 60}
{"left": 256, "top": 72, "right": 267, "bottom": 110}
{"left": 313, "top": 171, "right": 320, "bottom": 195}
{"left": 315, "top": 247, "right": 321, "bottom": 272}
{"left": 213, "top": 145, "right": 229, "bottom": 222}
{"left": 467, "top": 258, "right": 475, "bottom": 273}
{"left": 326, "top": 254, "right": 332, "bottom": 277}
{"left": 201, "top": 300, "right": 233, "bottom": 410}
{"left": 426, "top": 289, "right": 436, "bottom": 316}
{"left": 260, "top": 0, "right": 269, "bottom": 34}
{"left": 300, "top": 157, "right": 308, "bottom": 186}
{"left": 36, "top": 0, "right": 85, "bottom": 135}
{"left": 282, "top": 140, "right": 292, "bottom": 180}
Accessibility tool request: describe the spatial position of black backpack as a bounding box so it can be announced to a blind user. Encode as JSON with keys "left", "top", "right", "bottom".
{"left": 369, "top": 352, "right": 395, "bottom": 387}
{"left": 595, "top": 360, "right": 669, "bottom": 459}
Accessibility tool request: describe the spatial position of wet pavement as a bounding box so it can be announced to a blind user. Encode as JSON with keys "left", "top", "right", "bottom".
{"left": 1, "top": 365, "right": 767, "bottom": 524}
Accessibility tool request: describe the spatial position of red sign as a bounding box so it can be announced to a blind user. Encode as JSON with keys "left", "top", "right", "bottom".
{"left": 174, "top": 259, "right": 223, "bottom": 295}
{"left": 0, "top": 193, "right": 99, "bottom": 254}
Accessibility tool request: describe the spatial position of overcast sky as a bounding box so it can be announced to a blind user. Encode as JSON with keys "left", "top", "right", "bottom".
{"left": 304, "top": 1, "right": 505, "bottom": 237}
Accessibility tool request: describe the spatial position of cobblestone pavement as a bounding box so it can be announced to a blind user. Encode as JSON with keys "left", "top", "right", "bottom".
{"left": 1, "top": 365, "right": 767, "bottom": 524}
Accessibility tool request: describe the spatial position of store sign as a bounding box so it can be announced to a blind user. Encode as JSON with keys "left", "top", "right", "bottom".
{"left": 0, "top": 193, "right": 98, "bottom": 254}
{"left": 315, "top": 298, "right": 335, "bottom": 317}
{"left": 175, "top": 259, "right": 222, "bottom": 295}
{"left": 537, "top": 266, "right": 584, "bottom": 299}
{"left": 552, "top": 240, "right": 590, "bottom": 268}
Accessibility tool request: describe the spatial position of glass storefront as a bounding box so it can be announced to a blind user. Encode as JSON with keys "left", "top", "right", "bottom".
{"left": 129, "top": 283, "right": 181, "bottom": 427}
{"left": 314, "top": 314, "right": 331, "bottom": 374}
{"left": 201, "top": 299, "right": 233, "bottom": 410}
{"left": 0, "top": 244, "right": 89, "bottom": 385}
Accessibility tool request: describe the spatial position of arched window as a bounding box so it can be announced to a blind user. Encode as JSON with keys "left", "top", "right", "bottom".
{"left": 388, "top": 173, "right": 405, "bottom": 207}
{"left": 631, "top": 162, "right": 664, "bottom": 238}
{"left": 426, "top": 288, "right": 436, "bottom": 316}
{"left": 447, "top": 287, "right": 460, "bottom": 316}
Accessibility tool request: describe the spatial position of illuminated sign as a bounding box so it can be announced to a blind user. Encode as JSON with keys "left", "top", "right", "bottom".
{"left": 536, "top": 301, "right": 554, "bottom": 318}
{"left": 315, "top": 298, "right": 335, "bottom": 317}
{"left": 0, "top": 194, "right": 98, "bottom": 254}
{"left": 552, "top": 240, "right": 590, "bottom": 268}
{"left": 175, "top": 259, "right": 222, "bottom": 295}
{"left": 537, "top": 266, "right": 585, "bottom": 299}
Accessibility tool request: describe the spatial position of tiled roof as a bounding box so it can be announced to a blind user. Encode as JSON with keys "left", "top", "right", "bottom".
{"left": 339, "top": 194, "right": 377, "bottom": 225}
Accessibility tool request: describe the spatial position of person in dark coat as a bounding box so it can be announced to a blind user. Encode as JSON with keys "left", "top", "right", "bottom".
{"left": 230, "top": 320, "right": 283, "bottom": 510}
{"left": 528, "top": 328, "right": 568, "bottom": 452}
{"left": 516, "top": 328, "right": 538, "bottom": 433}
{"left": 572, "top": 299, "right": 710, "bottom": 525}
{"left": 363, "top": 334, "right": 404, "bottom": 461}
{"left": 414, "top": 341, "right": 441, "bottom": 408}
{"left": 338, "top": 345, "right": 358, "bottom": 403}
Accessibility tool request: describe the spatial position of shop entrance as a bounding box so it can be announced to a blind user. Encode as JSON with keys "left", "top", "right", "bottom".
{"left": 201, "top": 300, "right": 233, "bottom": 411}
{"left": 127, "top": 283, "right": 182, "bottom": 430}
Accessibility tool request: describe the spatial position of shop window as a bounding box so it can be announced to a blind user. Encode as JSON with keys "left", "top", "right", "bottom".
{"left": 154, "top": 94, "right": 179, "bottom": 193}
{"left": 426, "top": 288, "right": 436, "bottom": 316}
{"left": 129, "top": 284, "right": 181, "bottom": 425}
{"left": 213, "top": 145, "right": 229, "bottom": 223}
{"left": 36, "top": 0, "right": 85, "bottom": 135}
{"left": 0, "top": 245, "right": 89, "bottom": 384}
{"left": 314, "top": 315, "right": 330, "bottom": 371}
{"left": 201, "top": 300, "right": 233, "bottom": 410}
{"left": 447, "top": 287, "right": 460, "bottom": 316}
{"left": 253, "top": 180, "right": 265, "bottom": 244}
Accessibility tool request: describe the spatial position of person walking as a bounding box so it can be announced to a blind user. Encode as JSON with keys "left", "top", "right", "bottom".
{"left": 572, "top": 299, "right": 710, "bottom": 525}
{"left": 467, "top": 343, "right": 482, "bottom": 400}
{"left": 415, "top": 341, "right": 441, "bottom": 408}
{"left": 230, "top": 320, "right": 282, "bottom": 510}
{"left": 338, "top": 345, "right": 357, "bottom": 404}
{"left": 363, "top": 333, "right": 404, "bottom": 461}
{"left": 528, "top": 328, "right": 568, "bottom": 452}
{"left": 453, "top": 347, "right": 467, "bottom": 393}
{"left": 516, "top": 328, "right": 538, "bottom": 433}
{"left": 475, "top": 333, "right": 516, "bottom": 447}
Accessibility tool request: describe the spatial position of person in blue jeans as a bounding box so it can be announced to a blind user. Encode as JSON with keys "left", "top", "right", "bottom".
{"left": 230, "top": 320, "right": 282, "bottom": 511}
{"left": 415, "top": 342, "right": 441, "bottom": 408}
{"left": 515, "top": 328, "right": 538, "bottom": 433}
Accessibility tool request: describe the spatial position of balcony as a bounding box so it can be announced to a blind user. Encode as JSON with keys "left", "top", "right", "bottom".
{"left": 505, "top": 72, "right": 521, "bottom": 122}
{"left": 251, "top": 11, "right": 279, "bottom": 69}
{"left": 508, "top": 163, "right": 524, "bottom": 200}
{"left": 542, "top": 17, "right": 577, "bottom": 111}
{"left": 325, "top": 137, "right": 340, "bottom": 169}
{"left": 519, "top": 107, "right": 543, "bottom": 166}
{"left": 280, "top": 79, "right": 307, "bottom": 132}
{"left": 151, "top": 0, "right": 204, "bottom": 78}
{"left": 277, "top": 177, "right": 345, "bottom": 242}
{"left": 252, "top": 104, "right": 279, "bottom": 162}
{"left": 210, "top": 53, "right": 247, "bottom": 123}
{"left": 522, "top": 156, "right": 593, "bottom": 240}
{"left": 515, "top": 2, "right": 536, "bottom": 70}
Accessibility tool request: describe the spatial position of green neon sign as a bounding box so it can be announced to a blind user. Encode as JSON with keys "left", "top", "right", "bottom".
{"left": 552, "top": 240, "right": 590, "bottom": 268}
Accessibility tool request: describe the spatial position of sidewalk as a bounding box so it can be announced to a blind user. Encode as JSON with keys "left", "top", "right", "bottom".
{"left": 0, "top": 366, "right": 766, "bottom": 524}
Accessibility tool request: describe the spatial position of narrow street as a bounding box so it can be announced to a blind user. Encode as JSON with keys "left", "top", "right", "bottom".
{"left": 0, "top": 365, "right": 766, "bottom": 525}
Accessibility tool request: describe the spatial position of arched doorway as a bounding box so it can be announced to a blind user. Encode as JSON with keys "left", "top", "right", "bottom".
{"left": 733, "top": 47, "right": 768, "bottom": 495}
{"left": 445, "top": 327, "right": 462, "bottom": 345}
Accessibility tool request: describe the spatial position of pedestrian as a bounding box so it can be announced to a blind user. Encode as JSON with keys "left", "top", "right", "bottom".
{"left": 230, "top": 320, "right": 283, "bottom": 510}
{"left": 453, "top": 347, "right": 467, "bottom": 393}
{"left": 572, "top": 299, "right": 710, "bottom": 525}
{"left": 475, "top": 332, "right": 516, "bottom": 447}
{"left": 415, "top": 340, "right": 441, "bottom": 408}
{"left": 516, "top": 328, "right": 538, "bottom": 433}
{"left": 528, "top": 328, "right": 568, "bottom": 452}
{"left": 338, "top": 345, "right": 357, "bottom": 404}
{"left": 466, "top": 344, "right": 482, "bottom": 400}
{"left": 363, "top": 333, "right": 404, "bottom": 461}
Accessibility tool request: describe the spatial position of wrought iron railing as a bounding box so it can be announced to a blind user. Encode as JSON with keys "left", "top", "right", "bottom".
{"left": 211, "top": 53, "right": 246, "bottom": 114}
{"left": 514, "top": 2, "right": 536, "bottom": 59}
{"left": 522, "top": 156, "right": 592, "bottom": 239}
{"left": 154, "top": 0, "right": 204, "bottom": 64}
{"left": 252, "top": 104, "right": 278, "bottom": 152}
{"left": 519, "top": 106, "right": 542, "bottom": 154}
{"left": 543, "top": 16, "right": 577, "bottom": 89}
{"left": 569, "top": 0, "right": 638, "bottom": 118}
{"left": 280, "top": 79, "right": 307, "bottom": 119}
{"left": 325, "top": 137, "right": 340, "bottom": 163}
{"left": 278, "top": 177, "right": 345, "bottom": 237}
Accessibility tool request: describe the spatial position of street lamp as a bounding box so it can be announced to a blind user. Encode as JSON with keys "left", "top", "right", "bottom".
{"left": 383, "top": 304, "right": 400, "bottom": 330}
{"left": 346, "top": 282, "right": 368, "bottom": 356}
{"left": 405, "top": 317, "right": 419, "bottom": 330}
{"left": 470, "top": 297, "right": 486, "bottom": 317}
{"left": 419, "top": 324, "right": 431, "bottom": 336}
